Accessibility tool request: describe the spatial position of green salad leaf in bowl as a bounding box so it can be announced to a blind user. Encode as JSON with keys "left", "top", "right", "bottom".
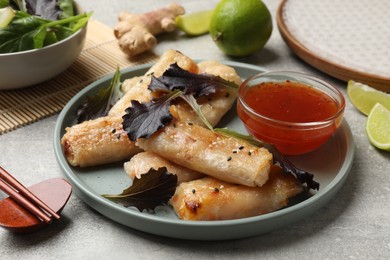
{"left": 0, "top": 0, "right": 91, "bottom": 53}
{"left": 0, "top": 0, "right": 92, "bottom": 89}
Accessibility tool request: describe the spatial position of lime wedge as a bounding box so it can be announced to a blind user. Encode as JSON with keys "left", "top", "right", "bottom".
{"left": 175, "top": 10, "right": 213, "bottom": 36}
{"left": 366, "top": 103, "right": 390, "bottom": 151}
{"left": 0, "top": 7, "right": 15, "bottom": 28}
{"left": 347, "top": 80, "right": 390, "bottom": 116}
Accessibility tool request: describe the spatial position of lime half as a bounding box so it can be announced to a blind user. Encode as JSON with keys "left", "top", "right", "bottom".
{"left": 347, "top": 80, "right": 390, "bottom": 116}
{"left": 176, "top": 10, "right": 213, "bottom": 36}
{"left": 366, "top": 103, "right": 390, "bottom": 151}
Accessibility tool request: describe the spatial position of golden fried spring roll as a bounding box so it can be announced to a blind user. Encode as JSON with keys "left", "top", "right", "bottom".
{"left": 170, "top": 166, "right": 303, "bottom": 221}
{"left": 124, "top": 151, "right": 204, "bottom": 184}
{"left": 136, "top": 122, "right": 273, "bottom": 187}
{"left": 109, "top": 49, "right": 199, "bottom": 117}
{"left": 61, "top": 51, "right": 241, "bottom": 168}
{"left": 62, "top": 117, "right": 141, "bottom": 167}
{"left": 121, "top": 76, "right": 142, "bottom": 93}
{"left": 61, "top": 50, "right": 199, "bottom": 167}
{"left": 170, "top": 60, "right": 241, "bottom": 127}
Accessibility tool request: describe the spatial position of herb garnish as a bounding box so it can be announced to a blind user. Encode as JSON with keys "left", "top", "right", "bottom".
{"left": 0, "top": 0, "right": 91, "bottom": 53}
{"left": 102, "top": 167, "right": 178, "bottom": 211}
{"left": 215, "top": 128, "right": 320, "bottom": 191}
{"left": 76, "top": 67, "right": 123, "bottom": 123}
{"left": 122, "top": 63, "right": 238, "bottom": 141}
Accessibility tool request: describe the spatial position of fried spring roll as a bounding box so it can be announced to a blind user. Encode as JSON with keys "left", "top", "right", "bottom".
{"left": 136, "top": 122, "right": 273, "bottom": 187}
{"left": 170, "top": 166, "right": 303, "bottom": 221}
{"left": 62, "top": 117, "right": 141, "bottom": 167}
{"left": 61, "top": 50, "right": 199, "bottom": 167}
{"left": 109, "top": 49, "right": 199, "bottom": 117}
{"left": 121, "top": 76, "right": 142, "bottom": 93}
{"left": 170, "top": 60, "right": 241, "bottom": 127}
{"left": 124, "top": 151, "right": 204, "bottom": 184}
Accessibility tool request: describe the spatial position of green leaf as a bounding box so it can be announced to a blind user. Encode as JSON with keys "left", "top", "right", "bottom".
{"left": 32, "top": 24, "right": 46, "bottom": 48}
{"left": 11, "top": 0, "right": 26, "bottom": 12}
{"left": 0, "top": 0, "right": 9, "bottom": 8}
{"left": 43, "top": 29, "right": 57, "bottom": 45}
{"left": 215, "top": 128, "right": 320, "bottom": 191}
{"left": 0, "top": 13, "right": 47, "bottom": 52}
{"left": 58, "top": 0, "right": 74, "bottom": 19}
{"left": 102, "top": 167, "right": 178, "bottom": 212}
{"left": 0, "top": 11, "right": 91, "bottom": 53}
{"left": 68, "top": 12, "right": 92, "bottom": 33}
{"left": 76, "top": 67, "right": 123, "bottom": 123}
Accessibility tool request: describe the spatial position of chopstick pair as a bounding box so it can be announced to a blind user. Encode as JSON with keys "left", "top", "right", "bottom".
{"left": 0, "top": 166, "right": 60, "bottom": 223}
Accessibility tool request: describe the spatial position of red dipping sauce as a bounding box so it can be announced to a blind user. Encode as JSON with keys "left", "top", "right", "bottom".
{"left": 237, "top": 71, "right": 345, "bottom": 155}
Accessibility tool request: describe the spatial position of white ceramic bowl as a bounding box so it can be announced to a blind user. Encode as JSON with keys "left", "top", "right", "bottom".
{"left": 0, "top": 2, "right": 87, "bottom": 90}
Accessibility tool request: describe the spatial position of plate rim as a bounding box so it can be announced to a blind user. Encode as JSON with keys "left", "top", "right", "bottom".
{"left": 276, "top": 0, "right": 390, "bottom": 93}
{"left": 54, "top": 61, "right": 355, "bottom": 239}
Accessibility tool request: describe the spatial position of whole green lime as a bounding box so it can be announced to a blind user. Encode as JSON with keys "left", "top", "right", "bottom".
{"left": 209, "top": 0, "right": 273, "bottom": 57}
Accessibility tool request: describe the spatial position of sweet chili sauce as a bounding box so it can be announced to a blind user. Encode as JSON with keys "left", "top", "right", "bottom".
{"left": 237, "top": 80, "right": 342, "bottom": 155}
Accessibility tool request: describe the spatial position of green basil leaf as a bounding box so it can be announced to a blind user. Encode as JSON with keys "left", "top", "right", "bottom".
{"left": 0, "top": 0, "right": 9, "bottom": 8}
{"left": 11, "top": 0, "right": 26, "bottom": 12}
{"left": 0, "top": 13, "right": 47, "bottom": 52}
{"left": 58, "top": 0, "right": 74, "bottom": 19}
{"left": 76, "top": 67, "right": 123, "bottom": 123}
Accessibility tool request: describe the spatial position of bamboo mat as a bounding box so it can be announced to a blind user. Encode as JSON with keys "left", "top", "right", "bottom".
{"left": 0, "top": 19, "right": 159, "bottom": 134}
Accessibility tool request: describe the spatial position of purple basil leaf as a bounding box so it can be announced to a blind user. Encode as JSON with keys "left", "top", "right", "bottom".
{"left": 102, "top": 167, "right": 178, "bottom": 212}
{"left": 122, "top": 91, "right": 180, "bottom": 141}
{"left": 264, "top": 144, "right": 320, "bottom": 191}
{"left": 24, "top": 0, "right": 61, "bottom": 20}
{"left": 148, "top": 63, "right": 238, "bottom": 97}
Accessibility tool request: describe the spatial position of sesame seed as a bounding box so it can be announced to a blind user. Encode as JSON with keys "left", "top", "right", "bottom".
{"left": 227, "top": 157, "right": 232, "bottom": 161}
{"left": 239, "top": 146, "right": 244, "bottom": 150}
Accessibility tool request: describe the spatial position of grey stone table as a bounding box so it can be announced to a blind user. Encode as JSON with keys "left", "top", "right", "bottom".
{"left": 1, "top": 1, "right": 389, "bottom": 259}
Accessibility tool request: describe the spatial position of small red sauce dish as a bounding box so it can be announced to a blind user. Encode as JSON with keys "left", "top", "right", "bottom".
{"left": 237, "top": 71, "right": 345, "bottom": 156}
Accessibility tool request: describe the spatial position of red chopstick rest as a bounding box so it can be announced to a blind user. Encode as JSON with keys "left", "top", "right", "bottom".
{"left": 0, "top": 178, "right": 72, "bottom": 233}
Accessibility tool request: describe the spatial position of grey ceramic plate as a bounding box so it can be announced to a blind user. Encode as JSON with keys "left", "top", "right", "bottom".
{"left": 54, "top": 62, "right": 355, "bottom": 240}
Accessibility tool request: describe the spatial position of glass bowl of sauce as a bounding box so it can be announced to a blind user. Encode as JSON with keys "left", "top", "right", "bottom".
{"left": 237, "top": 71, "right": 345, "bottom": 156}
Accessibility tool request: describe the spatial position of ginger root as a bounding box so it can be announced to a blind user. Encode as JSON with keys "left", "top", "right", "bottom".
{"left": 114, "top": 3, "right": 185, "bottom": 57}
